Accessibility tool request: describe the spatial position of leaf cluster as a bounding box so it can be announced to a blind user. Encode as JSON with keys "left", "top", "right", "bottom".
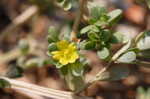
{"left": 80, "top": 6, "right": 122, "bottom": 60}
{"left": 115, "top": 31, "right": 150, "bottom": 65}
{"left": 56, "top": 0, "right": 73, "bottom": 11}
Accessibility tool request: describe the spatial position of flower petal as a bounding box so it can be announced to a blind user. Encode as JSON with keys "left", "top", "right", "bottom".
{"left": 51, "top": 40, "right": 79, "bottom": 65}
{"left": 59, "top": 58, "right": 68, "bottom": 65}
{"left": 68, "top": 52, "right": 79, "bottom": 63}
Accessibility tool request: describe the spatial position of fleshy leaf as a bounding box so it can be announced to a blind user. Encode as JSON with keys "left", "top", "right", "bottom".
{"left": 108, "top": 9, "right": 122, "bottom": 26}
{"left": 80, "top": 25, "right": 93, "bottom": 34}
{"left": 47, "top": 27, "right": 59, "bottom": 43}
{"left": 63, "top": 0, "right": 72, "bottom": 11}
{"left": 110, "top": 32, "right": 124, "bottom": 43}
{"left": 80, "top": 25, "right": 99, "bottom": 34}
{"left": 0, "top": 79, "right": 11, "bottom": 88}
{"left": 97, "top": 47, "right": 110, "bottom": 60}
{"left": 72, "top": 76, "right": 85, "bottom": 92}
{"left": 57, "top": 0, "right": 72, "bottom": 11}
{"left": 6, "top": 66, "right": 23, "bottom": 78}
{"left": 71, "top": 62, "right": 84, "bottom": 77}
{"left": 90, "top": 6, "right": 107, "bottom": 20}
{"left": 24, "top": 58, "right": 40, "bottom": 68}
{"left": 100, "top": 29, "right": 111, "bottom": 42}
{"left": 117, "top": 51, "right": 136, "bottom": 63}
{"left": 89, "top": 6, "right": 109, "bottom": 25}
{"left": 18, "top": 39, "right": 29, "bottom": 55}
{"left": 137, "top": 31, "right": 150, "bottom": 50}
{"left": 65, "top": 71, "right": 85, "bottom": 91}
{"left": 91, "top": 25, "right": 100, "bottom": 33}
{"left": 48, "top": 43, "right": 58, "bottom": 52}
{"left": 60, "top": 65, "right": 68, "bottom": 75}
{"left": 80, "top": 40, "right": 96, "bottom": 50}
{"left": 146, "top": 0, "right": 150, "bottom": 9}
{"left": 88, "top": 32, "right": 99, "bottom": 41}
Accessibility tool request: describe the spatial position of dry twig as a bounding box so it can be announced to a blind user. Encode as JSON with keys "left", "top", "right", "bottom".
{"left": 0, "top": 77, "right": 93, "bottom": 99}
{"left": 71, "top": 0, "right": 87, "bottom": 41}
{"left": 0, "top": 6, "right": 38, "bottom": 39}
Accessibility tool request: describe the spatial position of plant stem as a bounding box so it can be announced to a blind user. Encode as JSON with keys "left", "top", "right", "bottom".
{"left": 76, "top": 61, "right": 112, "bottom": 94}
{"left": 71, "top": 0, "right": 87, "bottom": 42}
{"left": 136, "top": 60, "right": 150, "bottom": 67}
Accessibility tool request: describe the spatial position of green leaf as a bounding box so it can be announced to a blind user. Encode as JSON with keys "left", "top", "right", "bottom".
{"left": 72, "top": 76, "right": 85, "bottom": 92}
{"left": 108, "top": 9, "right": 122, "bottom": 26}
{"left": 80, "top": 25, "right": 99, "bottom": 34}
{"left": 53, "top": 60, "right": 64, "bottom": 68}
{"left": 40, "top": 59, "right": 51, "bottom": 66}
{"left": 137, "top": 31, "right": 150, "bottom": 50}
{"left": 96, "top": 65, "right": 130, "bottom": 81}
{"left": 137, "top": 87, "right": 145, "bottom": 94}
{"left": 94, "top": 20, "right": 108, "bottom": 27}
{"left": 89, "top": 5, "right": 109, "bottom": 25}
{"left": 90, "top": 6, "right": 107, "bottom": 20}
{"left": 18, "top": 39, "right": 29, "bottom": 55}
{"left": 60, "top": 65, "right": 68, "bottom": 75}
{"left": 117, "top": 51, "right": 136, "bottom": 63}
{"left": 110, "top": 32, "right": 124, "bottom": 43}
{"left": 62, "top": 25, "right": 71, "bottom": 41}
{"left": 47, "top": 27, "right": 59, "bottom": 43}
{"left": 79, "top": 56, "right": 89, "bottom": 66}
{"left": 48, "top": 43, "right": 57, "bottom": 52}
{"left": 146, "top": 88, "right": 150, "bottom": 99}
{"left": 80, "top": 25, "right": 93, "bottom": 34}
{"left": 64, "top": 64, "right": 85, "bottom": 91}
{"left": 91, "top": 25, "right": 100, "bottom": 33}
{"left": 0, "top": 79, "right": 11, "bottom": 88}
{"left": 97, "top": 47, "right": 110, "bottom": 60}
{"left": 100, "top": 29, "right": 111, "bottom": 42}
{"left": 6, "top": 66, "right": 23, "bottom": 78}
{"left": 88, "top": 32, "right": 99, "bottom": 41}
{"left": 65, "top": 70, "right": 85, "bottom": 91}
{"left": 84, "top": 41, "right": 96, "bottom": 50}
{"left": 71, "top": 62, "right": 84, "bottom": 77}
{"left": 63, "top": 0, "right": 72, "bottom": 11}
{"left": 146, "top": 0, "right": 150, "bottom": 9}
{"left": 137, "top": 87, "right": 147, "bottom": 99}
{"left": 99, "top": 14, "right": 109, "bottom": 22}
{"left": 89, "top": 18, "right": 97, "bottom": 24}
{"left": 57, "top": 0, "right": 72, "bottom": 11}
{"left": 24, "top": 58, "right": 40, "bottom": 69}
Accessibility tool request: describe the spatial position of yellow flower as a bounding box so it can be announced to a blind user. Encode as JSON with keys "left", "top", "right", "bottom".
{"left": 51, "top": 40, "right": 79, "bottom": 65}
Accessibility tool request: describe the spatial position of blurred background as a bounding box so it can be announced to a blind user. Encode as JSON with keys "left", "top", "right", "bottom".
{"left": 0, "top": 0, "right": 150, "bottom": 99}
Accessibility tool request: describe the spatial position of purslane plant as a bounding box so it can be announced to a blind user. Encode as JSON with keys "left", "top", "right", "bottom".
{"left": 47, "top": 0, "right": 150, "bottom": 93}
{"left": 0, "top": 0, "right": 150, "bottom": 98}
